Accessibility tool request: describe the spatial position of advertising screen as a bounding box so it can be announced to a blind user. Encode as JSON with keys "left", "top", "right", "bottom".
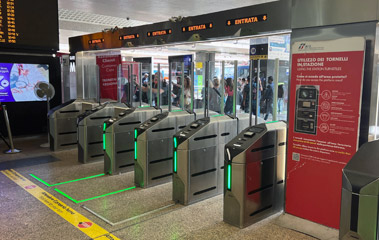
{"left": 0, "top": 63, "right": 49, "bottom": 102}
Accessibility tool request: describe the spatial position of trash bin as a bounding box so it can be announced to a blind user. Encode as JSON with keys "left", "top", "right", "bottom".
{"left": 340, "top": 140, "right": 379, "bottom": 240}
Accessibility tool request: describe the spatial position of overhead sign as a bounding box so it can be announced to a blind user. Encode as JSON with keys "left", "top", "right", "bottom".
{"left": 182, "top": 23, "right": 213, "bottom": 32}
{"left": 147, "top": 29, "right": 172, "bottom": 37}
{"left": 88, "top": 38, "right": 104, "bottom": 44}
{"left": 285, "top": 37, "right": 366, "bottom": 229}
{"left": 226, "top": 14, "right": 267, "bottom": 26}
{"left": 119, "top": 34, "right": 139, "bottom": 40}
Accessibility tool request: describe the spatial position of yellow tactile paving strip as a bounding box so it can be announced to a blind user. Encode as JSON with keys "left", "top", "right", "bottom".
{"left": 1, "top": 169, "right": 120, "bottom": 240}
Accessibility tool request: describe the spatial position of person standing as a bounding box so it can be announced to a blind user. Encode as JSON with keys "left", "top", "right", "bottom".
{"left": 224, "top": 78, "right": 234, "bottom": 115}
{"left": 209, "top": 77, "right": 221, "bottom": 113}
{"left": 264, "top": 76, "right": 274, "bottom": 120}
{"left": 278, "top": 83, "right": 284, "bottom": 114}
{"left": 183, "top": 76, "right": 192, "bottom": 110}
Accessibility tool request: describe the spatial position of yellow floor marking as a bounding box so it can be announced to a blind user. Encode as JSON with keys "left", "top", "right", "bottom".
{"left": 2, "top": 169, "right": 120, "bottom": 240}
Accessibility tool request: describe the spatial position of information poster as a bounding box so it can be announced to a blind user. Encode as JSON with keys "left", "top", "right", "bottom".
{"left": 96, "top": 55, "right": 121, "bottom": 101}
{"left": 285, "top": 37, "right": 365, "bottom": 228}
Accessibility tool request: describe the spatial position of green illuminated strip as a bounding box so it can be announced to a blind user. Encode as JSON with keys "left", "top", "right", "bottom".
{"left": 266, "top": 121, "right": 279, "bottom": 124}
{"left": 134, "top": 141, "right": 137, "bottom": 160}
{"left": 103, "top": 133, "right": 106, "bottom": 150}
{"left": 139, "top": 105, "right": 151, "bottom": 108}
{"left": 29, "top": 174, "right": 52, "bottom": 187}
{"left": 174, "top": 151, "right": 177, "bottom": 173}
{"left": 227, "top": 164, "right": 232, "bottom": 190}
{"left": 54, "top": 186, "right": 136, "bottom": 203}
{"left": 29, "top": 173, "right": 105, "bottom": 187}
{"left": 174, "top": 137, "right": 177, "bottom": 148}
{"left": 103, "top": 123, "right": 107, "bottom": 150}
{"left": 171, "top": 109, "right": 183, "bottom": 112}
{"left": 55, "top": 188, "right": 79, "bottom": 203}
{"left": 134, "top": 129, "right": 138, "bottom": 160}
{"left": 211, "top": 114, "right": 224, "bottom": 118}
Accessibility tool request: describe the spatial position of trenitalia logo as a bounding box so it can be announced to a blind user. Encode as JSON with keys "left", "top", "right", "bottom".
{"left": 299, "top": 43, "right": 306, "bottom": 50}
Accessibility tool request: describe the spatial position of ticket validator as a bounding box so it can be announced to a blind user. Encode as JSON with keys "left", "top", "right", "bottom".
{"left": 223, "top": 121, "right": 287, "bottom": 228}
{"left": 134, "top": 62, "right": 197, "bottom": 188}
{"left": 172, "top": 61, "right": 263, "bottom": 205}
{"left": 49, "top": 99, "right": 98, "bottom": 151}
{"left": 103, "top": 62, "right": 162, "bottom": 175}
{"left": 78, "top": 102, "right": 128, "bottom": 163}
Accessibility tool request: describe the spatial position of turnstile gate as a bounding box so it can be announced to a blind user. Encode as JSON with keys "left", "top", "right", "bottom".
{"left": 78, "top": 102, "right": 128, "bottom": 163}
{"left": 134, "top": 111, "right": 196, "bottom": 188}
{"left": 340, "top": 140, "right": 379, "bottom": 240}
{"left": 49, "top": 99, "right": 97, "bottom": 151}
{"left": 223, "top": 121, "right": 287, "bottom": 228}
{"left": 104, "top": 107, "right": 161, "bottom": 175}
{"left": 172, "top": 114, "right": 263, "bottom": 205}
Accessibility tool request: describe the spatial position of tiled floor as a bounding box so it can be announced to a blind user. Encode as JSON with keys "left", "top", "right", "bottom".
{"left": 0, "top": 135, "right": 338, "bottom": 240}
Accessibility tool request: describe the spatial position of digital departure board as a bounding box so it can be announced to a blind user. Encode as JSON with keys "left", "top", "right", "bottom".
{"left": 147, "top": 29, "right": 172, "bottom": 37}
{"left": 182, "top": 23, "right": 213, "bottom": 32}
{"left": 0, "top": 0, "right": 59, "bottom": 52}
{"left": 119, "top": 34, "right": 139, "bottom": 40}
{"left": 226, "top": 14, "right": 267, "bottom": 26}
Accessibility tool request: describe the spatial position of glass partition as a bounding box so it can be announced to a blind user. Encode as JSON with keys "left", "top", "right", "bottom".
{"left": 193, "top": 61, "right": 206, "bottom": 114}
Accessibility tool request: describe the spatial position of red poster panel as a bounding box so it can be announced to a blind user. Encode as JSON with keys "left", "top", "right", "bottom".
{"left": 285, "top": 37, "right": 365, "bottom": 229}
{"left": 96, "top": 55, "right": 121, "bottom": 101}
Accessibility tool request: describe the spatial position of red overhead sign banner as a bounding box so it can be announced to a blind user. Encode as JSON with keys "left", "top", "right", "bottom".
{"left": 96, "top": 55, "right": 121, "bottom": 101}
{"left": 285, "top": 37, "right": 365, "bottom": 229}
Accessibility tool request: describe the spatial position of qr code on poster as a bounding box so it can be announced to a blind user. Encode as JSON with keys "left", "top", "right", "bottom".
{"left": 292, "top": 153, "right": 300, "bottom": 161}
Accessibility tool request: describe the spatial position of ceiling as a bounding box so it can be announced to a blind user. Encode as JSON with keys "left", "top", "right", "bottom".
{"left": 58, "top": 0, "right": 276, "bottom": 23}
{"left": 57, "top": 0, "right": 277, "bottom": 52}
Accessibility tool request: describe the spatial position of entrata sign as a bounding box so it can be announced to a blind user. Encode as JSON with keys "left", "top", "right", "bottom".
{"left": 147, "top": 29, "right": 172, "bottom": 37}
{"left": 182, "top": 23, "right": 213, "bottom": 32}
{"left": 119, "top": 34, "right": 139, "bottom": 40}
{"left": 88, "top": 38, "right": 105, "bottom": 44}
{"left": 285, "top": 37, "right": 365, "bottom": 229}
{"left": 226, "top": 14, "right": 267, "bottom": 26}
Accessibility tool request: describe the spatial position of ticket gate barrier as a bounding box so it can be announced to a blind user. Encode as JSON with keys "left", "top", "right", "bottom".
{"left": 104, "top": 106, "right": 161, "bottom": 175}
{"left": 223, "top": 121, "right": 287, "bottom": 229}
{"left": 78, "top": 102, "right": 128, "bottom": 163}
{"left": 172, "top": 114, "right": 264, "bottom": 205}
{"left": 48, "top": 99, "right": 98, "bottom": 151}
{"left": 340, "top": 140, "right": 379, "bottom": 240}
{"left": 134, "top": 110, "right": 200, "bottom": 188}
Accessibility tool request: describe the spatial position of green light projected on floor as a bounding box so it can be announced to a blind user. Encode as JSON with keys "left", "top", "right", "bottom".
{"left": 29, "top": 173, "right": 105, "bottom": 187}
{"left": 54, "top": 186, "right": 136, "bottom": 203}
{"left": 227, "top": 164, "right": 232, "bottom": 190}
